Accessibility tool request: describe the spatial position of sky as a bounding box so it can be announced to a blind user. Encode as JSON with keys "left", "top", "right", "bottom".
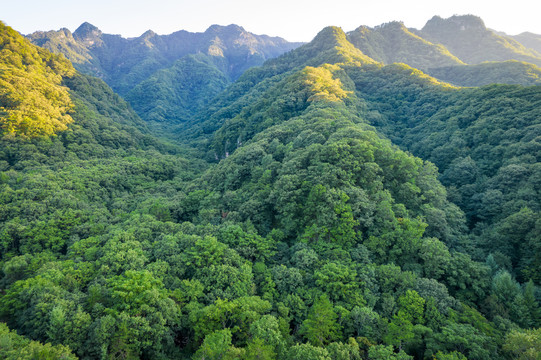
{"left": 2, "top": 0, "right": 540, "bottom": 42}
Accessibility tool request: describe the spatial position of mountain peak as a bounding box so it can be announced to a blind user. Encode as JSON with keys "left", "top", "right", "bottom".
{"left": 205, "top": 24, "right": 246, "bottom": 35}
{"left": 312, "top": 26, "right": 348, "bottom": 46}
{"left": 423, "top": 14, "right": 486, "bottom": 32}
{"left": 378, "top": 21, "right": 407, "bottom": 30}
{"left": 73, "top": 22, "right": 102, "bottom": 43}
{"left": 140, "top": 29, "right": 157, "bottom": 38}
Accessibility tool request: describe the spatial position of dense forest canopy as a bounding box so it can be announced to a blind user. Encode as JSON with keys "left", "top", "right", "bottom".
{"left": 0, "top": 15, "right": 540, "bottom": 360}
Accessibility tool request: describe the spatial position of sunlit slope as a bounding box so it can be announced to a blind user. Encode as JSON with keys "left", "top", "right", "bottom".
{"left": 0, "top": 22, "right": 76, "bottom": 137}
{"left": 347, "top": 21, "right": 464, "bottom": 70}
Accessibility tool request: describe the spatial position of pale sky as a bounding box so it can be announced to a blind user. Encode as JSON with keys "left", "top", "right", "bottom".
{"left": 2, "top": 0, "right": 539, "bottom": 42}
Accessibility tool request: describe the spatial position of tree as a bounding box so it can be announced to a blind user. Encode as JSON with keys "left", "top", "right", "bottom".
{"left": 287, "top": 343, "right": 331, "bottom": 360}
{"left": 314, "top": 262, "right": 363, "bottom": 305}
{"left": 249, "top": 315, "right": 287, "bottom": 358}
{"left": 523, "top": 280, "right": 541, "bottom": 327}
{"left": 193, "top": 329, "right": 241, "bottom": 360}
{"left": 503, "top": 328, "right": 541, "bottom": 360}
{"left": 244, "top": 337, "right": 276, "bottom": 360}
{"left": 384, "top": 312, "right": 415, "bottom": 351}
{"left": 299, "top": 295, "right": 342, "bottom": 346}
{"left": 326, "top": 338, "right": 361, "bottom": 360}
{"left": 0, "top": 323, "right": 78, "bottom": 360}
{"left": 367, "top": 344, "right": 413, "bottom": 360}
{"left": 397, "top": 290, "right": 425, "bottom": 325}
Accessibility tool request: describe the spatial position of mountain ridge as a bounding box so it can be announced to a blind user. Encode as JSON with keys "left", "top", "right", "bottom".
{"left": 29, "top": 22, "right": 303, "bottom": 92}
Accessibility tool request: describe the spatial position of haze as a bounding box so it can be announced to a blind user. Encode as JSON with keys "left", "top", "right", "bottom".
{"left": 3, "top": 0, "right": 540, "bottom": 41}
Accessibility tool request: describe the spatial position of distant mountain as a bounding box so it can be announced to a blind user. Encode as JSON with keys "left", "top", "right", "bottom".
{"left": 511, "top": 32, "right": 541, "bottom": 54}
{"left": 418, "top": 15, "right": 541, "bottom": 66}
{"left": 28, "top": 23, "right": 302, "bottom": 95}
{"left": 347, "top": 21, "right": 464, "bottom": 71}
{"left": 28, "top": 23, "right": 302, "bottom": 126}
{"left": 344, "top": 17, "right": 541, "bottom": 87}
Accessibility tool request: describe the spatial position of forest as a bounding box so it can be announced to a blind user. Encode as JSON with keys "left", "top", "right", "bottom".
{"left": 0, "top": 15, "right": 540, "bottom": 360}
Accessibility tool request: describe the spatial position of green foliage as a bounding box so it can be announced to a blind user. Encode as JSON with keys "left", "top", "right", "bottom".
{"left": 125, "top": 54, "right": 229, "bottom": 127}
{"left": 503, "top": 328, "right": 541, "bottom": 360}
{"left": 0, "top": 323, "right": 77, "bottom": 359}
{"left": 192, "top": 329, "right": 240, "bottom": 360}
{"left": 367, "top": 344, "right": 413, "bottom": 360}
{"left": 427, "top": 61, "right": 541, "bottom": 87}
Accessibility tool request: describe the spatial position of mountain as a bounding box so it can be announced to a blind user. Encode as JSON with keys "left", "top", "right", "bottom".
{"left": 512, "top": 31, "right": 541, "bottom": 54}
{"left": 178, "top": 26, "right": 377, "bottom": 147}
{"left": 28, "top": 23, "right": 302, "bottom": 127}
{"left": 418, "top": 15, "right": 541, "bottom": 66}
{"left": 28, "top": 23, "right": 302, "bottom": 94}
{"left": 344, "top": 17, "right": 541, "bottom": 87}
{"left": 0, "top": 22, "right": 76, "bottom": 138}
{"left": 347, "top": 21, "right": 464, "bottom": 71}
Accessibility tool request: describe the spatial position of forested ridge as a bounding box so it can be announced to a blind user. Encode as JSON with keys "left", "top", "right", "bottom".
{"left": 0, "top": 16, "right": 540, "bottom": 360}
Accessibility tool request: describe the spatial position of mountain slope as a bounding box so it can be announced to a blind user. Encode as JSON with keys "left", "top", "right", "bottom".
{"left": 124, "top": 54, "right": 230, "bottom": 126}
{"left": 512, "top": 31, "right": 541, "bottom": 54}
{"left": 419, "top": 15, "right": 541, "bottom": 66}
{"left": 28, "top": 23, "right": 302, "bottom": 129}
{"left": 349, "top": 62, "right": 541, "bottom": 281}
{"left": 347, "top": 21, "right": 464, "bottom": 70}
{"left": 0, "top": 22, "right": 76, "bottom": 138}
{"left": 178, "top": 26, "right": 377, "bottom": 147}
{"left": 426, "top": 60, "right": 541, "bottom": 87}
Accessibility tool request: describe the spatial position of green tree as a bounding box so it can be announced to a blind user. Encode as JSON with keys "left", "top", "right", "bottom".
{"left": 193, "top": 329, "right": 242, "bottom": 360}
{"left": 503, "top": 328, "right": 541, "bottom": 360}
{"left": 287, "top": 343, "right": 331, "bottom": 360}
{"left": 367, "top": 344, "right": 413, "bottom": 360}
{"left": 299, "top": 294, "right": 342, "bottom": 346}
{"left": 0, "top": 323, "right": 78, "bottom": 360}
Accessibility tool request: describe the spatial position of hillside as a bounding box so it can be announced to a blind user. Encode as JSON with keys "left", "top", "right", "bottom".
{"left": 512, "top": 31, "right": 541, "bottom": 54}
{"left": 347, "top": 21, "right": 464, "bottom": 71}
{"left": 124, "top": 54, "right": 230, "bottom": 127}
{"left": 426, "top": 60, "right": 541, "bottom": 87}
{"left": 350, "top": 62, "right": 540, "bottom": 279}
{"left": 0, "top": 22, "right": 76, "bottom": 138}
